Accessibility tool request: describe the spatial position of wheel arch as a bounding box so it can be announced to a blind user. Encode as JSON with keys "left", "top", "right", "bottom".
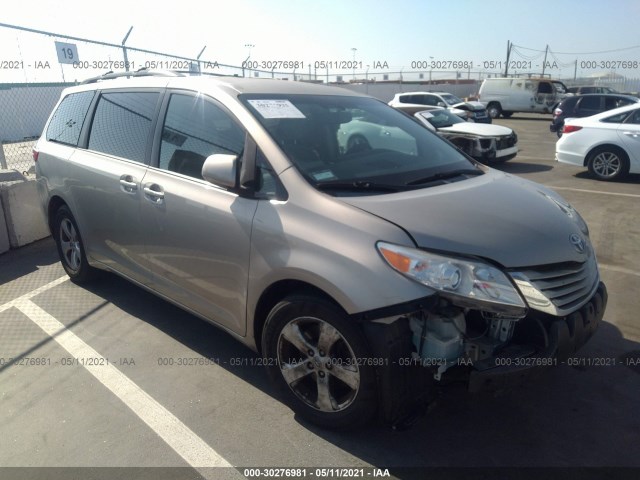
{"left": 252, "top": 279, "right": 344, "bottom": 354}
{"left": 584, "top": 143, "right": 629, "bottom": 167}
{"left": 47, "top": 195, "right": 68, "bottom": 235}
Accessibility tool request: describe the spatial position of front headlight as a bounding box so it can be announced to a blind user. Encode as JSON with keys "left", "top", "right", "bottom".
{"left": 377, "top": 242, "right": 526, "bottom": 311}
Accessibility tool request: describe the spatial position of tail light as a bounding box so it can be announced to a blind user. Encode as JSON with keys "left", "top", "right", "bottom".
{"left": 33, "top": 149, "right": 39, "bottom": 162}
{"left": 562, "top": 125, "right": 582, "bottom": 134}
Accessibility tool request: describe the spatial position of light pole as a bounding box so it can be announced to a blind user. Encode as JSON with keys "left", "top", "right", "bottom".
{"left": 351, "top": 47, "right": 357, "bottom": 80}
{"left": 196, "top": 45, "right": 206, "bottom": 74}
{"left": 243, "top": 43, "right": 254, "bottom": 77}
{"left": 429, "top": 56, "right": 434, "bottom": 84}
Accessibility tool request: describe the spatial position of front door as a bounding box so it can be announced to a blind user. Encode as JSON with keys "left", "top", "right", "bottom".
{"left": 140, "top": 92, "right": 257, "bottom": 335}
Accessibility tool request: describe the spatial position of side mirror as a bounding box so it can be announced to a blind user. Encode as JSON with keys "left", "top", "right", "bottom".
{"left": 437, "top": 102, "right": 446, "bottom": 107}
{"left": 202, "top": 154, "right": 238, "bottom": 188}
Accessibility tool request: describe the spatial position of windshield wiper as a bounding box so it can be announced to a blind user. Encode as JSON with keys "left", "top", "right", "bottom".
{"left": 315, "top": 180, "right": 404, "bottom": 192}
{"left": 406, "top": 169, "right": 483, "bottom": 186}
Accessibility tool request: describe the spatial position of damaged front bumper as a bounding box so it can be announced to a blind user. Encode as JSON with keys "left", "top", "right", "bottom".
{"left": 360, "top": 281, "right": 608, "bottom": 426}
{"left": 468, "top": 282, "right": 607, "bottom": 391}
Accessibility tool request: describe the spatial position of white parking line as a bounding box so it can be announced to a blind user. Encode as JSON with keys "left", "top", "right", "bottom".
{"left": 0, "top": 275, "right": 70, "bottom": 313}
{"left": 1, "top": 278, "right": 236, "bottom": 477}
{"left": 550, "top": 186, "right": 640, "bottom": 199}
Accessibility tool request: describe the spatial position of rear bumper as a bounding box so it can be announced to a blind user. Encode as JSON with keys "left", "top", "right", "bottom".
{"left": 468, "top": 282, "right": 608, "bottom": 392}
{"left": 556, "top": 149, "right": 585, "bottom": 166}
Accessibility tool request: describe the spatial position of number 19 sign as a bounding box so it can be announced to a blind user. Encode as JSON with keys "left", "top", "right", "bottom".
{"left": 55, "top": 41, "right": 79, "bottom": 64}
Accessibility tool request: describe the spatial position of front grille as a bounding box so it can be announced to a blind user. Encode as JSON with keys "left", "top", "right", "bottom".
{"left": 509, "top": 255, "right": 599, "bottom": 316}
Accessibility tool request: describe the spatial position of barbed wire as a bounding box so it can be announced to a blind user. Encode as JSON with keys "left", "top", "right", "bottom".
{"left": 512, "top": 43, "right": 640, "bottom": 55}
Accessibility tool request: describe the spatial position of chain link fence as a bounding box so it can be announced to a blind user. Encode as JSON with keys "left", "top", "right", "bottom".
{"left": 2, "top": 21, "right": 640, "bottom": 175}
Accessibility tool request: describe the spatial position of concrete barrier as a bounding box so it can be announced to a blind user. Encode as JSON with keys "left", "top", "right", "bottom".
{"left": 0, "top": 169, "right": 50, "bottom": 251}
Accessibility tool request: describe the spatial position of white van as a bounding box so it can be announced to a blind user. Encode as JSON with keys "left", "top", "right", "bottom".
{"left": 478, "top": 77, "right": 569, "bottom": 118}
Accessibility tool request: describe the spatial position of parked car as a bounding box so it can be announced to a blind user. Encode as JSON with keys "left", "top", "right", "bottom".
{"left": 478, "top": 77, "right": 569, "bottom": 118}
{"left": 393, "top": 105, "right": 518, "bottom": 163}
{"left": 556, "top": 102, "right": 640, "bottom": 180}
{"left": 551, "top": 94, "right": 638, "bottom": 137}
{"left": 411, "top": 106, "right": 517, "bottom": 162}
{"left": 36, "top": 71, "right": 607, "bottom": 429}
{"left": 388, "top": 91, "right": 491, "bottom": 123}
{"left": 567, "top": 86, "right": 619, "bottom": 95}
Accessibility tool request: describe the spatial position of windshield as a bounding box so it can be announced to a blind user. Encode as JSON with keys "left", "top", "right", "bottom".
{"left": 416, "top": 109, "right": 466, "bottom": 128}
{"left": 440, "top": 94, "right": 464, "bottom": 105}
{"left": 240, "top": 94, "right": 478, "bottom": 194}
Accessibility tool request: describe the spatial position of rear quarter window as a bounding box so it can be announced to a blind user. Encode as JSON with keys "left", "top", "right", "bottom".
{"left": 45, "top": 91, "right": 95, "bottom": 146}
{"left": 88, "top": 91, "right": 159, "bottom": 163}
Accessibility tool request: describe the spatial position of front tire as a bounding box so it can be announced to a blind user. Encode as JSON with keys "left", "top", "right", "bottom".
{"left": 587, "top": 146, "right": 629, "bottom": 181}
{"left": 487, "top": 102, "right": 502, "bottom": 119}
{"left": 53, "top": 205, "right": 97, "bottom": 283}
{"left": 262, "top": 295, "right": 377, "bottom": 429}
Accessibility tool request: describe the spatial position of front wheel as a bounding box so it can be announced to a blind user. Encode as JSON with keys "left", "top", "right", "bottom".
{"left": 587, "top": 146, "right": 629, "bottom": 181}
{"left": 53, "top": 205, "right": 97, "bottom": 283}
{"left": 262, "top": 295, "right": 377, "bottom": 429}
{"left": 487, "top": 103, "right": 502, "bottom": 119}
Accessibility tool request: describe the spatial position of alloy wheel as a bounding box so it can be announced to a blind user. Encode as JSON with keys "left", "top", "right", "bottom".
{"left": 277, "top": 317, "right": 360, "bottom": 413}
{"left": 59, "top": 218, "right": 82, "bottom": 273}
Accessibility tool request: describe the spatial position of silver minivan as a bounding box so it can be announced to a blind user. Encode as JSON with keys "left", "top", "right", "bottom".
{"left": 36, "top": 72, "right": 607, "bottom": 429}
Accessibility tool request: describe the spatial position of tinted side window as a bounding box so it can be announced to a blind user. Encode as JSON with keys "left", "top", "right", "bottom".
{"left": 604, "top": 97, "right": 634, "bottom": 109}
{"left": 577, "top": 96, "right": 600, "bottom": 110}
{"left": 46, "top": 91, "right": 95, "bottom": 146}
{"left": 88, "top": 91, "right": 159, "bottom": 163}
{"left": 626, "top": 109, "right": 640, "bottom": 125}
{"left": 159, "top": 94, "right": 245, "bottom": 179}
{"left": 601, "top": 111, "right": 630, "bottom": 123}
{"left": 538, "top": 83, "right": 552, "bottom": 94}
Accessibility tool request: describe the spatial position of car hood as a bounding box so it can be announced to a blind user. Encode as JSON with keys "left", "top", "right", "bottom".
{"left": 438, "top": 123, "right": 513, "bottom": 137}
{"left": 340, "top": 170, "right": 590, "bottom": 268}
{"left": 452, "top": 101, "right": 486, "bottom": 111}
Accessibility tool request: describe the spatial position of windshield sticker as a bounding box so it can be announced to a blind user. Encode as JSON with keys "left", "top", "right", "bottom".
{"left": 311, "top": 170, "right": 337, "bottom": 181}
{"left": 248, "top": 99, "right": 306, "bottom": 119}
{"left": 418, "top": 112, "right": 434, "bottom": 119}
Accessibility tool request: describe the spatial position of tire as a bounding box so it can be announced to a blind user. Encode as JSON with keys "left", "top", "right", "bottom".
{"left": 262, "top": 294, "right": 377, "bottom": 429}
{"left": 53, "top": 205, "right": 97, "bottom": 283}
{"left": 501, "top": 111, "right": 513, "bottom": 118}
{"left": 487, "top": 102, "right": 502, "bottom": 119}
{"left": 586, "top": 146, "right": 630, "bottom": 181}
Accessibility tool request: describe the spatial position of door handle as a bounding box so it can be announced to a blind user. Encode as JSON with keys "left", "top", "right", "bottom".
{"left": 622, "top": 131, "right": 639, "bottom": 138}
{"left": 119, "top": 175, "right": 138, "bottom": 193}
{"left": 143, "top": 184, "right": 165, "bottom": 202}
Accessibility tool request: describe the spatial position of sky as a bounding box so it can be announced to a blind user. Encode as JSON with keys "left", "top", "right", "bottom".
{"left": 2, "top": 0, "right": 640, "bottom": 83}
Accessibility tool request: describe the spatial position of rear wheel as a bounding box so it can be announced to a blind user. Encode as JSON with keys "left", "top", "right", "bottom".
{"left": 53, "top": 205, "right": 97, "bottom": 283}
{"left": 262, "top": 294, "right": 377, "bottom": 429}
{"left": 587, "top": 146, "right": 629, "bottom": 181}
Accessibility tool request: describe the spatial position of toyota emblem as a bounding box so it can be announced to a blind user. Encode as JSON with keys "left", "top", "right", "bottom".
{"left": 570, "top": 233, "right": 585, "bottom": 253}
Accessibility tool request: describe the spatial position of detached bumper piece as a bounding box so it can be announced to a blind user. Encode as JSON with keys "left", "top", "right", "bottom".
{"left": 468, "top": 282, "right": 607, "bottom": 392}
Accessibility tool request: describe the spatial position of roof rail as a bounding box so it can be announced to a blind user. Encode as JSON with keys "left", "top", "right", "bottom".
{"left": 81, "top": 68, "right": 187, "bottom": 84}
